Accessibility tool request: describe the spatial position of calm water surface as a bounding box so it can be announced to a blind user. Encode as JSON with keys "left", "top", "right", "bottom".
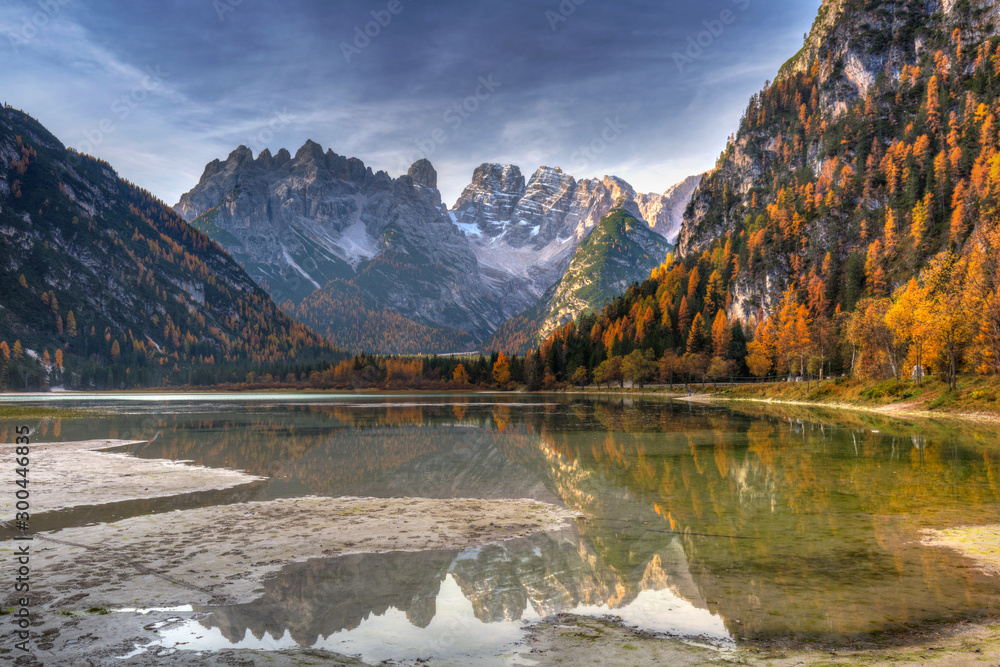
{"left": 3, "top": 393, "right": 1000, "bottom": 663}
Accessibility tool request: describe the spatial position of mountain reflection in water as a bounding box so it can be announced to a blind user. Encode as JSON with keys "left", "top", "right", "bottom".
{"left": 7, "top": 394, "right": 1000, "bottom": 648}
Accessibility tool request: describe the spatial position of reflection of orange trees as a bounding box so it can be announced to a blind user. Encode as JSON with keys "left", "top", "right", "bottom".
{"left": 382, "top": 404, "right": 425, "bottom": 428}
{"left": 492, "top": 404, "right": 511, "bottom": 433}
{"left": 538, "top": 408, "right": 1000, "bottom": 639}
{"left": 848, "top": 431, "right": 1000, "bottom": 523}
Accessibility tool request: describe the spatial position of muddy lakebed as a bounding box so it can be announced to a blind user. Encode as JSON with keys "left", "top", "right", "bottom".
{"left": 1, "top": 393, "right": 999, "bottom": 665}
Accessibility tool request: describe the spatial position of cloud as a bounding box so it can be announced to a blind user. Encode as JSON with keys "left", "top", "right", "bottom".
{"left": 2, "top": 0, "right": 822, "bottom": 206}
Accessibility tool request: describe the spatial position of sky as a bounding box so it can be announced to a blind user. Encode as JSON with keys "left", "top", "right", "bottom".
{"left": 1, "top": 0, "right": 821, "bottom": 207}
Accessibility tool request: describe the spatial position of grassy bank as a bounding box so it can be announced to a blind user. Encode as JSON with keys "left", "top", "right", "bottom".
{"left": 708, "top": 375, "right": 1000, "bottom": 421}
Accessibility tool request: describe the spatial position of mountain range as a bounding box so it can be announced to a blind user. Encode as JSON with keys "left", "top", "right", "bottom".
{"left": 9, "top": 0, "right": 979, "bottom": 373}
{"left": 175, "top": 145, "right": 699, "bottom": 354}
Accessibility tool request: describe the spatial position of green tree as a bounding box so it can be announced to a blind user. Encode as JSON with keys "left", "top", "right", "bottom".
{"left": 686, "top": 313, "right": 707, "bottom": 354}
{"left": 595, "top": 356, "right": 624, "bottom": 389}
{"left": 623, "top": 350, "right": 657, "bottom": 388}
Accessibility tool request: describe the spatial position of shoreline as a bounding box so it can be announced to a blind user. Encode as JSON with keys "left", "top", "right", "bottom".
{"left": 678, "top": 392, "right": 1000, "bottom": 423}
{"left": 8, "top": 383, "right": 1000, "bottom": 424}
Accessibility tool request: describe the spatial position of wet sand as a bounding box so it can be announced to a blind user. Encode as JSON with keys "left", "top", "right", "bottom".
{"left": 925, "top": 525, "right": 1000, "bottom": 577}
{"left": 0, "top": 439, "right": 263, "bottom": 515}
{"left": 520, "top": 614, "right": 1000, "bottom": 666}
{"left": 9, "top": 496, "right": 579, "bottom": 608}
{"left": 0, "top": 496, "right": 578, "bottom": 664}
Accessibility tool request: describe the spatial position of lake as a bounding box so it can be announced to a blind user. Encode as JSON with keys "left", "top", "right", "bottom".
{"left": 3, "top": 393, "right": 1000, "bottom": 663}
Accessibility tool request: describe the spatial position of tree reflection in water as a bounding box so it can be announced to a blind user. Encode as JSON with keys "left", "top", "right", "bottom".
{"left": 10, "top": 395, "right": 1000, "bottom": 645}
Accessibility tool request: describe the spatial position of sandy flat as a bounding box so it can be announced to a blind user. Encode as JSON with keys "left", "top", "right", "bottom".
{"left": 924, "top": 525, "right": 1000, "bottom": 576}
{"left": 2, "top": 496, "right": 580, "bottom": 610}
{"left": 0, "top": 495, "right": 578, "bottom": 665}
{"left": 0, "top": 439, "right": 264, "bottom": 515}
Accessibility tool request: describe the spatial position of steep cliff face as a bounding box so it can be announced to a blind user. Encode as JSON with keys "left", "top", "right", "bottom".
{"left": 676, "top": 0, "right": 1000, "bottom": 321}
{"left": 176, "top": 143, "right": 505, "bottom": 353}
{"left": 636, "top": 174, "right": 703, "bottom": 240}
{"left": 0, "top": 108, "right": 329, "bottom": 386}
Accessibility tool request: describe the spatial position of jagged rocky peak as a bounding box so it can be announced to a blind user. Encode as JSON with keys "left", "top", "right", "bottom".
{"left": 472, "top": 163, "right": 526, "bottom": 193}
{"left": 452, "top": 163, "right": 527, "bottom": 235}
{"left": 175, "top": 140, "right": 387, "bottom": 222}
{"left": 407, "top": 159, "right": 438, "bottom": 189}
{"left": 527, "top": 165, "right": 575, "bottom": 190}
{"left": 173, "top": 138, "right": 508, "bottom": 352}
{"left": 230, "top": 144, "right": 254, "bottom": 164}
{"left": 253, "top": 147, "right": 292, "bottom": 170}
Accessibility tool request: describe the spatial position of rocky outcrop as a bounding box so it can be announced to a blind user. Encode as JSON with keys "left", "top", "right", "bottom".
{"left": 451, "top": 163, "right": 526, "bottom": 237}
{"left": 636, "top": 174, "right": 703, "bottom": 241}
{"left": 175, "top": 142, "right": 505, "bottom": 353}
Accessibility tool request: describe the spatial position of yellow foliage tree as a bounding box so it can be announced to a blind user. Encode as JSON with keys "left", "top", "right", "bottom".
{"left": 711, "top": 310, "right": 731, "bottom": 358}
{"left": 492, "top": 352, "right": 512, "bottom": 386}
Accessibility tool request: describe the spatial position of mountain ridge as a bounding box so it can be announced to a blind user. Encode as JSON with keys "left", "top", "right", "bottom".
{"left": 175, "top": 142, "right": 699, "bottom": 353}
{"left": 0, "top": 107, "right": 332, "bottom": 389}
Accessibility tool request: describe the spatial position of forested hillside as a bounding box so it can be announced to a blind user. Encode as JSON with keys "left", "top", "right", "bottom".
{"left": 485, "top": 209, "right": 672, "bottom": 353}
{"left": 516, "top": 0, "right": 1000, "bottom": 389}
{"left": 0, "top": 107, "right": 334, "bottom": 390}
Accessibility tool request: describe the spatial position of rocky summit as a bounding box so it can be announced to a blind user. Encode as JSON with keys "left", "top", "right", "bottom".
{"left": 175, "top": 142, "right": 507, "bottom": 353}
{"left": 176, "top": 142, "right": 699, "bottom": 354}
